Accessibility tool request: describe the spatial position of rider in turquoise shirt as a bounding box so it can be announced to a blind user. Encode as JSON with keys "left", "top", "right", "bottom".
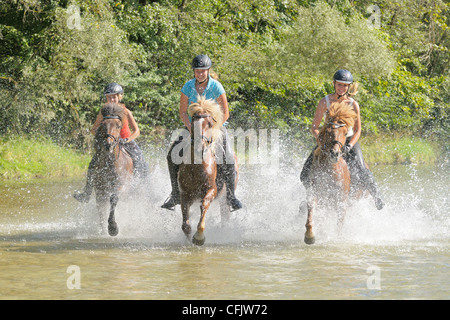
{"left": 182, "top": 75, "right": 225, "bottom": 105}
{"left": 161, "top": 55, "right": 243, "bottom": 212}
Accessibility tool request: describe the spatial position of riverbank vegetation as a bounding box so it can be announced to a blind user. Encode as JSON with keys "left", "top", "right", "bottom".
{"left": 0, "top": 0, "right": 448, "bottom": 179}
{"left": 0, "top": 133, "right": 441, "bottom": 180}
{"left": 0, "top": 136, "right": 90, "bottom": 179}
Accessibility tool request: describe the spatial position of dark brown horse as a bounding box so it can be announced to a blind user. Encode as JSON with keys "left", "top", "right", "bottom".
{"left": 178, "top": 97, "right": 237, "bottom": 245}
{"left": 92, "top": 103, "right": 134, "bottom": 236}
{"left": 304, "top": 101, "right": 357, "bottom": 244}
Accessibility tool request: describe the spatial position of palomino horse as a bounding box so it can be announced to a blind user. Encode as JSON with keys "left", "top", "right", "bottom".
{"left": 92, "top": 103, "right": 134, "bottom": 236}
{"left": 304, "top": 101, "right": 357, "bottom": 244}
{"left": 178, "top": 97, "right": 237, "bottom": 245}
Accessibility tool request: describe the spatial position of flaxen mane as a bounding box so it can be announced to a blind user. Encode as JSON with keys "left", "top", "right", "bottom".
{"left": 320, "top": 101, "right": 357, "bottom": 133}
{"left": 188, "top": 96, "right": 224, "bottom": 146}
{"left": 317, "top": 101, "right": 357, "bottom": 148}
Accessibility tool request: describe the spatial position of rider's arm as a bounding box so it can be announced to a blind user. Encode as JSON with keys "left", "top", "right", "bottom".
{"left": 348, "top": 101, "right": 361, "bottom": 147}
{"left": 311, "top": 98, "right": 328, "bottom": 141}
{"left": 216, "top": 93, "right": 229, "bottom": 123}
{"left": 179, "top": 93, "right": 192, "bottom": 132}
{"left": 125, "top": 108, "right": 140, "bottom": 142}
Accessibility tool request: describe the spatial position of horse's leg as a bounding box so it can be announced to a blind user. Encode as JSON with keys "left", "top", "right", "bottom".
{"left": 108, "top": 193, "right": 119, "bottom": 236}
{"left": 337, "top": 202, "right": 346, "bottom": 236}
{"left": 304, "top": 194, "right": 316, "bottom": 245}
{"left": 219, "top": 192, "right": 230, "bottom": 226}
{"left": 181, "top": 195, "right": 192, "bottom": 240}
{"left": 337, "top": 170, "right": 351, "bottom": 235}
{"left": 96, "top": 192, "right": 109, "bottom": 235}
{"left": 193, "top": 189, "right": 215, "bottom": 246}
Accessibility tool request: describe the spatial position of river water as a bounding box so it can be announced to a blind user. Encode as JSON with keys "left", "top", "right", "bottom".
{"left": 0, "top": 148, "right": 448, "bottom": 300}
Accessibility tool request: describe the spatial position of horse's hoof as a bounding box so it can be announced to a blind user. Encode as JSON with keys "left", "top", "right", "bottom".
{"left": 304, "top": 235, "right": 315, "bottom": 245}
{"left": 108, "top": 222, "right": 119, "bottom": 236}
{"left": 192, "top": 234, "right": 205, "bottom": 246}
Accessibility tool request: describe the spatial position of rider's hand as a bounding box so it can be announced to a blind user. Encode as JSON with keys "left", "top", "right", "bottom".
{"left": 343, "top": 144, "right": 352, "bottom": 154}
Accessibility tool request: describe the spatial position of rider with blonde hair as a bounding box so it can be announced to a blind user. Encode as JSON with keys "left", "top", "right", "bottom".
{"left": 300, "top": 69, "right": 385, "bottom": 210}
{"left": 161, "top": 55, "right": 243, "bottom": 212}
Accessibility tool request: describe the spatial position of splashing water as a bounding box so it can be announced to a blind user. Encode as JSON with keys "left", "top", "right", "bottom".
{"left": 0, "top": 144, "right": 448, "bottom": 247}
{"left": 0, "top": 144, "right": 448, "bottom": 300}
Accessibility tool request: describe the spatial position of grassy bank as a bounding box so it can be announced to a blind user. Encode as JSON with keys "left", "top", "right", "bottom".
{"left": 0, "top": 137, "right": 91, "bottom": 180}
{"left": 360, "top": 134, "right": 441, "bottom": 165}
{"left": 0, "top": 134, "right": 444, "bottom": 180}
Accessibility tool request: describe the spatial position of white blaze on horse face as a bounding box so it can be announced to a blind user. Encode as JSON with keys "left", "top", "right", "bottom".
{"left": 193, "top": 119, "right": 204, "bottom": 164}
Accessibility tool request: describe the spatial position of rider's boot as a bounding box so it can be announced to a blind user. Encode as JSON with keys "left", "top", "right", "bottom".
{"left": 161, "top": 160, "right": 180, "bottom": 210}
{"left": 224, "top": 164, "right": 243, "bottom": 212}
{"left": 363, "top": 169, "right": 385, "bottom": 210}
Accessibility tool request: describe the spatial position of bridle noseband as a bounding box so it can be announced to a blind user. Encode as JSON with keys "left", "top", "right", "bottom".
{"left": 191, "top": 113, "right": 216, "bottom": 122}
{"left": 322, "top": 121, "right": 346, "bottom": 151}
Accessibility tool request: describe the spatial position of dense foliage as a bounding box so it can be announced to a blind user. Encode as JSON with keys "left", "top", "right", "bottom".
{"left": 0, "top": 0, "right": 448, "bottom": 150}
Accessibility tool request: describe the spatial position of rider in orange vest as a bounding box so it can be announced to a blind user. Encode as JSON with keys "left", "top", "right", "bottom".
{"left": 73, "top": 83, "right": 148, "bottom": 203}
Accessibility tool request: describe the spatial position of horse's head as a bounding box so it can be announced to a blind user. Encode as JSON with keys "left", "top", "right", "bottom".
{"left": 188, "top": 96, "right": 224, "bottom": 152}
{"left": 95, "top": 103, "right": 125, "bottom": 153}
{"left": 318, "top": 101, "right": 357, "bottom": 163}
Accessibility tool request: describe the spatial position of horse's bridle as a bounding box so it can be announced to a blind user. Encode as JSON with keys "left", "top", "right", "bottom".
{"left": 323, "top": 121, "right": 346, "bottom": 151}
{"left": 192, "top": 113, "right": 216, "bottom": 122}
{"left": 102, "top": 115, "right": 122, "bottom": 149}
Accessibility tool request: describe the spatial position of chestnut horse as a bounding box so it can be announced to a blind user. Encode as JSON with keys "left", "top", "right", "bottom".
{"left": 92, "top": 103, "right": 134, "bottom": 236}
{"left": 304, "top": 101, "right": 357, "bottom": 244}
{"left": 178, "top": 97, "right": 237, "bottom": 245}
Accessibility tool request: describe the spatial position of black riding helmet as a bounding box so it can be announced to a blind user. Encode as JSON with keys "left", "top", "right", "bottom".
{"left": 333, "top": 69, "right": 353, "bottom": 84}
{"left": 104, "top": 82, "right": 124, "bottom": 95}
{"left": 192, "top": 54, "right": 212, "bottom": 70}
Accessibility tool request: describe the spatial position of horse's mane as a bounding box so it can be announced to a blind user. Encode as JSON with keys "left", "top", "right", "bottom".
{"left": 188, "top": 96, "right": 224, "bottom": 145}
{"left": 321, "top": 101, "right": 357, "bottom": 132}
{"left": 101, "top": 103, "right": 126, "bottom": 119}
{"left": 317, "top": 101, "right": 357, "bottom": 149}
